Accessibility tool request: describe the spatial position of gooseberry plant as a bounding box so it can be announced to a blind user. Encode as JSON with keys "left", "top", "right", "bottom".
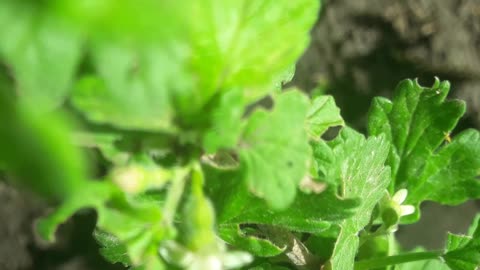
{"left": 1, "top": 1, "right": 480, "bottom": 270}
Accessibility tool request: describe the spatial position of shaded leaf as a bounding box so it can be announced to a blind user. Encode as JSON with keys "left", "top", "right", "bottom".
{"left": 204, "top": 164, "right": 359, "bottom": 235}
{"left": 72, "top": 43, "right": 188, "bottom": 132}
{"left": 248, "top": 262, "right": 290, "bottom": 270}
{"left": 0, "top": 92, "right": 87, "bottom": 200}
{"left": 306, "top": 96, "right": 344, "bottom": 139}
{"left": 37, "top": 181, "right": 116, "bottom": 242}
{"left": 227, "top": 190, "right": 359, "bottom": 234}
{"left": 203, "top": 89, "right": 245, "bottom": 153}
{"left": 218, "top": 224, "right": 285, "bottom": 257}
{"left": 239, "top": 90, "right": 311, "bottom": 209}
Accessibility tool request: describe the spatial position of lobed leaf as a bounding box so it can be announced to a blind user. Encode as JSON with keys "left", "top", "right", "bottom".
{"left": 325, "top": 128, "right": 391, "bottom": 270}
{"left": 94, "top": 230, "right": 131, "bottom": 266}
{"left": 187, "top": 0, "right": 320, "bottom": 102}
{"left": 443, "top": 218, "right": 480, "bottom": 270}
{"left": 410, "top": 129, "right": 480, "bottom": 205}
{"left": 306, "top": 95, "right": 344, "bottom": 139}
{"left": 239, "top": 90, "right": 311, "bottom": 209}
{"left": 37, "top": 181, "right": 116, "bottom": 242}
{"left": 204, "top": 163, "right": 359, "bottom": 249}
{"left": 368, "top": 79, "right": 480, "bottom": 221}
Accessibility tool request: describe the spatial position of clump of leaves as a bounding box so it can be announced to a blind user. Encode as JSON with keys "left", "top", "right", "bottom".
{"left": 0, "top": 1, "right": 480, "bottom": 270}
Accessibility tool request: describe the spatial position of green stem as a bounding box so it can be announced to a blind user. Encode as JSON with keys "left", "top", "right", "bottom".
{"left": 163, "top": 167, "right": 190, "bottom": 227}
{"left": 354, "top": 250, "right": 443, "bottom": 270}
{"left": 386, "top": 232, "right": 396, "bottom": 270}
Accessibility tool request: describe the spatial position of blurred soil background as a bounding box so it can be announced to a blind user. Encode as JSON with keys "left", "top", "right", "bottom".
{"left": 293, "top": 0, "right": 480, "bottom": 250}
{"left": 2, "top": 0, "right": 480, "bottom": 269}
{"left": 0, "top": 179, "right": 124, "bottom": 270}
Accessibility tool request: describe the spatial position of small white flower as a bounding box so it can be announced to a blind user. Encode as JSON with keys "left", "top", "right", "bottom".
{"left": 392, "top": 189, "right": 408, "bottom": 204}
{"left": 392, "top": 189, "right": 415, "bottom": 217}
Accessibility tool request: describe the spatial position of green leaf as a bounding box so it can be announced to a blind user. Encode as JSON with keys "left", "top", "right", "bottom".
{"left": 368, "top": 79, "right": 464, "bottom": 185}
{"left": 204, "top": 165, "right": 359, "bottom": 235}
{"left": 409, "top": 129, "right": 480, "bottom": 205}
{"left": 96, "top": 194, "right": 165, "bottom": 266}
{"left": 187, "top": 0, "right": 320, "bottom": 102}
{"left": 443, "top": 218, "right": 480, "bottom": 270}
{"left": 94, "top": 230, "right": 131, "bottom": 266}
{"left": 306, "top": 96, "right": 344, "bottom": 139}
{"left": 228, "top": 191, "right": 359, "bottom": 234}
{"left": 304, "top": 235, "right": 337, "bottom": 262}
{"left": 325, "top": 128, "right": 391, "bottom": 270}
{"left": 0, "top": 1, "right": 81, "bottom": 109}
{"left": 248, "top": 262, "right": 291, "bottom": 270}
{"left": 37, "top": 181, "right": 116, "bottom": 242}
{"left": 51, "top": 0, "right": 183, "bottom": 41}
{"left": 0, "top": 93, "right": 88, "bottom": 200}
{"left": 38, "top": 179, "right": 165, "bottom": 267}
{"left": 368, "top": 79, "right": 480, "bottom": 220}
{"left": 239, "top": 90, "right": 311, "bottom": 209}
{"left": 310, "top": 140, "right": 336, "bottom": 187}
{"left": 72, "top": 42, "right": 188, "bottom": 132}
{"left": 356, "top": 235, "right": 390, "bottom": 262}
{"left": 73, "top": 131, "right": 130, "bottom": 165}
{"left": 218, "top": 224, "right": 285, "bottom": 257}
{"left": 131, "top": 255, "right": 165, "bottom": 270}
{"left": 203, "top": 89, "right": 245, "bottom": 153}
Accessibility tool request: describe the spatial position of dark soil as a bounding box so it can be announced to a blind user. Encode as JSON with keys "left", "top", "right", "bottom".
{"left": 294, "top": 0, "right": 480, "bottom": 130}
{"left": 0, "top": 180, "right": 124, "bottom": 270}
{"left": 0, "top": 181, "right": 41, "bottom": 270}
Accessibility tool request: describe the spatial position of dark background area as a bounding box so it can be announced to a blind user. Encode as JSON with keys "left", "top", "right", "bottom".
{"left": 1, "top": 0, "right": 480, "bottom": 269}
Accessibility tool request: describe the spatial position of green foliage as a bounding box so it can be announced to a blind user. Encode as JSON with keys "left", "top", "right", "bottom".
{"left": 94, "top": 230, "right": 131, "bottom": 266}
{"left": 0, "top": 0, "right": 81, "bottom": 109}
{"left": 1, "top": 1, "right": 480, "bottom": 270}
{"left": 444, "top": 218, "right": 480, "bottom": 270}
{"left": 202, "top": 89, "right": 245, "bottom": 154}
{"left": 187, "top": 0, "right": 320, "bottom": 103}
{"left": 239, "top": 91, "right": 311, "bottom": 209}
{"left": 71, "top": 44, "right": 182, "bottom": 132}
{"left": 306, "top": 95, "right": 344, "bottom": 139}
{"left": 326, "top": 128, "right": 391, "bottom": 269}
{"left": 368, "top": 79, "right": 480, "bottom": 222}
{"left": 0, "top": 92, "right": 87, "bottom": 200}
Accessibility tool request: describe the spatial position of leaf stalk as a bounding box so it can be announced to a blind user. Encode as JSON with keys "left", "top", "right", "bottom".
{"left": 354, "top": 250, "right": 443, "bottom": 270}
